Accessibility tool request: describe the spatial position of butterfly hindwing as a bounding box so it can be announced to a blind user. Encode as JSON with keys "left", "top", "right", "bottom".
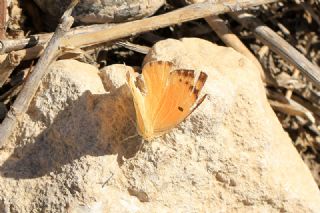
{"left": 126, "top": 69, "right": 147, "bottom": 137}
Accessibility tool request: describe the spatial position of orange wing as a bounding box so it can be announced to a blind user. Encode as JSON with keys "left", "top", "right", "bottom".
{"left": 127, "top": 61, "right": 173, "bottom": 139}
{"left": 127, "top": 61, "right": 207, "bottom": 140}
{"left": 142, "top": 61, "right": 173, "bottom": 122}
{"left": 152, "top": 70, "right": 207, "bottom": 133}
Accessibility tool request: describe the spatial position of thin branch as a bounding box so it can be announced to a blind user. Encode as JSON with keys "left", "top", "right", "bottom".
{"left": 230, "top": 11, "right": 320, "bottom": 90}
{"left": 285, "top": 69, "right": 300, "bottom": 99}
{"left": 291, "top": 93, "right": 320, "bottom": 119}
{"left": 0, "top": 24, "right": 109, "bottom": 54}
{"left": 0, "top": 0, "right": 79, "bottom": 147}
{"left": 116, "top": 41, "right": 150, "bottom": 54}
{"left": 61, "top": 0, "right": 280, "bottom": 48}
{"left": 0, "top": 0, "right": 6, "bottom": 39}
{"left": 269, "top": 99, "right": 315, "bottom": 123}
{"left": 205, "top": 15, "right": 270, "bottom": 84}
{"left": 0, "top": 0, "right": 279, "bottom": 62}
{"left": 0, "top": 52, "right": 22, "bottom": 87}
{"left": 301, "top": 1, "right": 320, "bottom": 26}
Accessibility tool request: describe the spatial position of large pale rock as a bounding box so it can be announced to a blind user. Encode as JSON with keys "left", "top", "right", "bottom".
{"left": 33, "top": 0, "right": 164, "bottom": 28}
{"left": 0, "top": 38, "right": 319, "bottom": 212}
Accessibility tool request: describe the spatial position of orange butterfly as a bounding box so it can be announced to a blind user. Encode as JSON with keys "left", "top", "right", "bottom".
{"left": 126, "top": 61, "right": 208, "bottom": 141}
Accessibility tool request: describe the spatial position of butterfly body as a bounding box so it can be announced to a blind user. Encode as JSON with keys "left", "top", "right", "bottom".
{"left": 127, "top": 61, "right": 208, "bottom": 141}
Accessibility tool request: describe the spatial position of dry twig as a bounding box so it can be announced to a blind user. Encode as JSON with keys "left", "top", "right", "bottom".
{"left": 116, "top": 41, "right": 150, "bottom": 54}
{"left": 300, "top": 1, "right": 320, "bottom": 26}
{"left": 292, "top": 94, "right": 320, "bottom": 119}
{"left": 269, "top": 99, "right": 315, "bottom": 123}
{"left": 0, "top": 52, "right": 22, "bottom": 87}
{"left": 0, "top": 0, "right": 79, "bottom": 147}
{"left": 0, "top": 0, "right": 279, "bottom": 63}
{"left": 0, "top": 0, "right": 6, "bottom": 39}
{"left": 204, "top": 15, "right": 268, "bottom": 83}
{"left": 267, "top": 88, "right": 317, "bottom": 123}
{"left": 0, "top": 24, "right": 108, "bottom": 53}
{"left": 230, "top": 11, "right": 320, "bottom": 90}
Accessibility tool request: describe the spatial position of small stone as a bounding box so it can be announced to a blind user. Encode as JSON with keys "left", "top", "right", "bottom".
{"left": 32, "top": 0, "right": 165, "bottom": 29}
{"left": 128, "top": 188, "right": 149, "bottom": 202}
{"left": 229, "top": 178, "right": 237, "bottom": 187}
{"left": 243, "top": 198, "right": 254, "bottom": 206}
{"left": 215, "top": 172, "right": 229, "bottom": 183}
{"left": 99, "top": 64, "right": 133, "bottom": 92}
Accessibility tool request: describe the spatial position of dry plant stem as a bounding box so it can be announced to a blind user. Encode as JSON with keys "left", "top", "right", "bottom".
{"left": 205, "top": 15, "right": 267, "bottom": 82}
{"left": 0, "top": 52, "right": 22, "bottom": 87}
{"left": 269, "top": 99, "right": 315, "bottom": 123}
{"left": 266, "top": 89, "right": 288, "bottom": 104}
{"left": 0, "top": 46, "right": 45, "bottom": 64}
{"left": 285, "top": 69, "right": 300, "bottom": 99}
{"left": 301, "top": 1, "right": 320, "bottom": 26}
{"left": 267, "top": 89, "right": 317, "bottom": 123}
{"left": 296, "top": 116, "right": 320, "bottom": 137}
{"left": 0, "top": 0, "right": 279, "bottom": 61}
{"left": 116, "top": 41, "right": 150, "bottom": 54}
{"left": 0, "top": 34, "right": 51, "bottom": 53}
{"left": 0, "top": 67, "right": 31, "bottom": 103}
{"left": 0, "top": 24, "right": 109, "bottom": 53}
{"left": 0, "top": 84, "right": 22, "bottom": 104}
{"left": 0, "top": 0, "right": 6, "bottom": 39}
{"left": 230, "top": 12, "right": 320, "bottom": 90}
{"left": 62, "top": 0, "right": 279, "bottom": 48}
{"left": 292, "top": 94, "right": 320, "bottom": 119}
{"left": 0, "top": 0, "right": 79, "bottom": 147}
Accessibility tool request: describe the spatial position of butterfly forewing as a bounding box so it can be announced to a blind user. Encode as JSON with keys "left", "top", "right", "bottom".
{"left": 152, "top": 69, "right": 208, "bottom": 133}
{"left": 142, "top": 61, "right": 173, "bottom": 121}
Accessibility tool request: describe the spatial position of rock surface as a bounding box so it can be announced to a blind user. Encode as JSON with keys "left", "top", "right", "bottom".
{"left": 33, "top": 0, "right": 165, "bottom": 29}
{"left": 0, "top": 38, "right": 320, "bottom": 212}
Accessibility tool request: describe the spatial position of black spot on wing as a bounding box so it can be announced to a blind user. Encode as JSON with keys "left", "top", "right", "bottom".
{"left": 174, "top": 69, "right": 195, "bottom": 78}
{"left": 146, "top": 60, "right": 174, "bottom": 69}
{"left": 188, "top": 70, "right": 195, "bottom": 78}
{"left": 183, "top": 71, "right": 188, "bottom": 77}
{"left": 178, "top": 106, "right": 184, "bottom": 112}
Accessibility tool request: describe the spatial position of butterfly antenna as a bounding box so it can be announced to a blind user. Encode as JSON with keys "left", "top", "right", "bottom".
{"left": 137, "top": 139, "right": 145, "bottom": 152}
{"left": 120, "top": 133, "right": 139, "bottom": 143}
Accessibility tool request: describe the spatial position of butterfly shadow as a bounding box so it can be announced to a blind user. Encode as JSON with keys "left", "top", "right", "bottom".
{"left": 0, "top": 85, "right": 142, "bottom": 179}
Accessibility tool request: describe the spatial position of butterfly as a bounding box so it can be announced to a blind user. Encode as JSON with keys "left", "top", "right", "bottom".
{"left": 126, "top": 61, "right": 208, "bottom": 141}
